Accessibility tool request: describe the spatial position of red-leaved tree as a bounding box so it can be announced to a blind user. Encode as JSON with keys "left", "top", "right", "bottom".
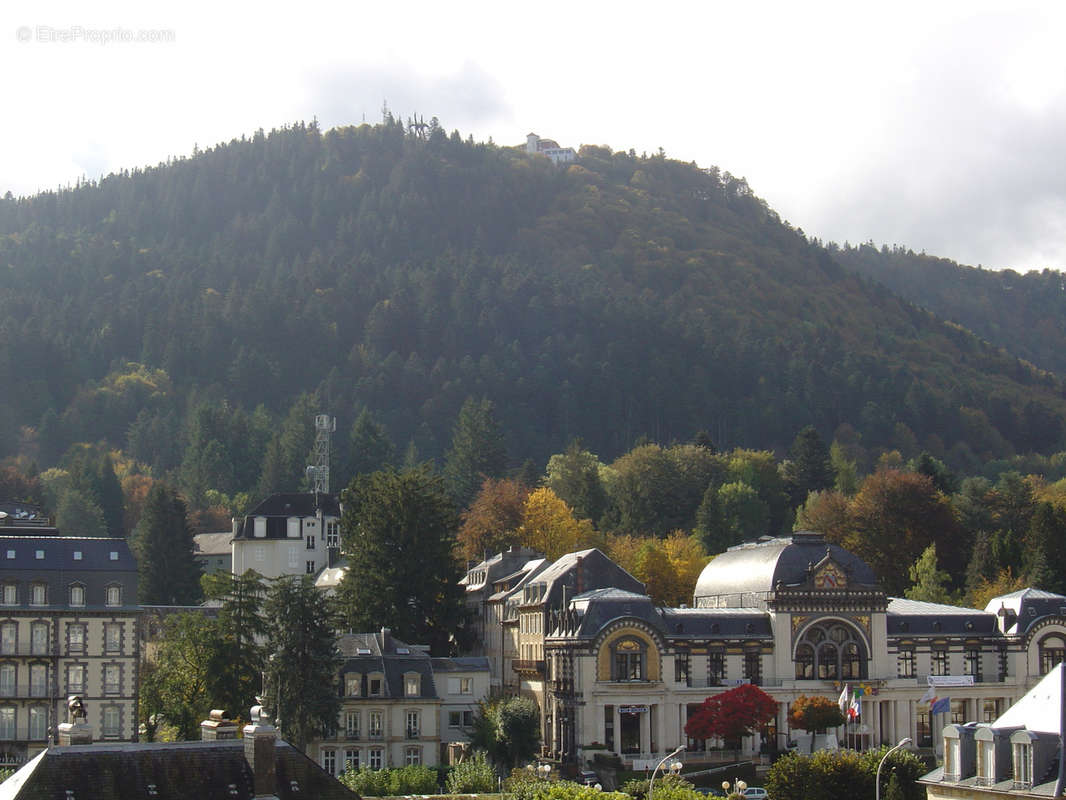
{"left": 684, "top": 683, "right": 778, "bottom": 743}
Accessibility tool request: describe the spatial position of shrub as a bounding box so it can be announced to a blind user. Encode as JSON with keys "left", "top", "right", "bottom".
{"left": 765, "top": 747, "right": 926, "bottom": 800}
{"left": 447, "top": 751, "right": 497, "bottom": 794}
{"left": 339, "top": 764, "right": 437, "bottom": 796}
{"left": 620, "top": 774, "right": 700, "bottom": 800}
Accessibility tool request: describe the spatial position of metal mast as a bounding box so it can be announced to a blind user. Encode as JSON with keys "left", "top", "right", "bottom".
{"left": 307, "top": 414, "right": 336, "bottom": 494}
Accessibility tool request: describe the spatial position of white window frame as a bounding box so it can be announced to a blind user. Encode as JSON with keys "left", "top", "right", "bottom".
{"left": 69, "top": 584, "right": 85, "bottom": 608}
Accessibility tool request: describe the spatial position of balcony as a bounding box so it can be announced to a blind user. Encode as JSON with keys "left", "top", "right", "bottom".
{"left": 513, "top": 660, "right": 545, "bottom": 675}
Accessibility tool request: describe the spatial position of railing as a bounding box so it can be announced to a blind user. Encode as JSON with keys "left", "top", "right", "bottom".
{"left": 513, "top": 660, "right": 545, "bottom": 674}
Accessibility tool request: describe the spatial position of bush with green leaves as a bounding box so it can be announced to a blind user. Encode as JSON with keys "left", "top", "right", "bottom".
{"left": 472, "top": 695, "right": 541, "bottom": 769}
{"left": 504, "top": 771, "right": 629, "bottom": 800}
{"left": 620, "top": 773, "right": 701, "bottom": 800}
{"left": 447, "top": 751, "right": 497, "bottom": 794}
{"left": 339, "top": 764, "right": 437, "bottom": 796}
{"left": 765, "top": 746, "right": 926, "bottom": 800}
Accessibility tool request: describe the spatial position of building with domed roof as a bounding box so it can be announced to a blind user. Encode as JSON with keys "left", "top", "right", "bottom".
{"left": 535, "top": 532, "right": 1066, "bottom": 770}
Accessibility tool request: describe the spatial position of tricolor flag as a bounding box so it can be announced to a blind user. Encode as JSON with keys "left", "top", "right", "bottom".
{"left": 839, "top": 684, "right": 851, "bottom": 714}
{"left": 920, "top": 684, "right": 950, "bottom": 713}
{"left": 849, "top": 687, "right": 862, "bottom": 720}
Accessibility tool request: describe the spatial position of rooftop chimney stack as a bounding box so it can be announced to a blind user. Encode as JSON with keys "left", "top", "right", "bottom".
{"left": 243, "top": 705, "right": 279, "bottom": 800}
{"left": 58, "top": 696, "right": 92, "bottom": 746}
{"left": 201, "top": 709, "right": 239, "bottom": 741}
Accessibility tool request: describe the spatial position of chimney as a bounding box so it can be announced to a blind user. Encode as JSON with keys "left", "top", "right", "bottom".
{"left": 380, "top": 627, "right": 391, "bottom": 649}
{"left": 201, "top": 709, "right": 238, "bottom": 741}
{"left": 243, "top": 705, "right": 279, "bottom": 800}
{"left": 58, "top": 696, "right": 92, "bottom": 746}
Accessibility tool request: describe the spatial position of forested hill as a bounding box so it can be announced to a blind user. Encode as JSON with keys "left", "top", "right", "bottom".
{"left": 832, "top": 243, "right": 1066, "bottom": 379}
{"left": 0, "top": 118, "right": 1064, "bottom": 483}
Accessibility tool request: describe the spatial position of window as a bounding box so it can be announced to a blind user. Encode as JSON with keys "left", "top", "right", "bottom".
{"left": 69, "top": 584, "right": 85, "bottom": 607}
{"left": 709, "top": 651, "right": 726, "bottom": 685}
{"left": 104, "top": 663, "right": 120, "bottom": 694}
{"left": 950, "top": 699, "right": 966, "bottom": 725}
{"left": 369, "top": 677, "right": 382, "bottom": 696}
{"left": 106, "top": 585, "right": 121, "bottom": 607}
{"left": 448, "top": 677, "right": 472, "bottom": 694}
{"left": 4, "top": 551, "right": 12, "bottom": 560}
{"left": 345, "top": 711, "right": 360, "bottom": 738}
{"left": 675, "top": 652, "right": 691, "bottom": 685}
{"left": 897, "top": 648, "right": 916, "bottom": 678}
{"left": 109, "top": 551, "right": 119, "bottom": 561}
{"left": 288, "top": 546, "right": 298, "bottom": 569}
{"left": 254, "top": 517, "right": 267, "bottom": 538}
{"left": 405, "top": 674, "right": 420, "bottom": 696}
{"left": 405, "top": 746, "right": 421, "bottom": 766}
{"left": 29, "top": 706, "right": 46, "bottom": 740}
{"left": 306, "top": 560, "right": 315, "bottom": 574}
{"left": 448, "top": 711, "right": 462, "bottom": 728}
{"left": 102, "top": 706, "right": 121, "bottom": 738}
{"left": 31, "top": 623, "right": 48, "bottom": 655}
{"left": 406, "top": 711, "right": 419, "bottom": 738}
{"left": 322, "top": 749, "right": 336, "bottom": 776}
{"left": 462, "top": 710, "right": 474, "bottom": 727}
{"left": 104, "top": 624, "right": 121, "bottom": 654}
{"left": 68, "top": 624, "right": 85, "bottom": 655}
{"left": 978, "top": 740, "right": 996, "bottom": 785}
{"left": 30, "top": 583, "right": 46, "bottom": 606}
{"left": 0, "top": 624, "right": 15, "bottom": 656}
{"left": 794, "top": 622, "right": 866, "bottom": 681}
{"left": 345, "top": 749, "right": 359, "bottom": 771}
{"left": 369, "top": 748, "right": 383, "bottom": 769}
{"left": 0, "top": 664, "right": 14, "bottom": 697}
{"left": 932, "top": 649, "right": 950, "bottom": 676}
{"left": 287, "top": 518, "right": 300, "bottom": 538}
{"left": 1014, "top": 742, "right": 1033, "bottom": 787}
{"left": 1039, "top": 634, "right": 1066, "bottom": 675}
{"left": 916, "top": 710, "right": 932, "bottom": 748}
{"left": 345, "top": 674, "right": 361, "bottom": 697}
{"left": 0, "top": 708, "right": 14, "bottom": 740}
{"left": 1, "top": 585, "right": 14, "bottom": 606}
{"left": 326, "top": 521, "right": 339, "bottom": 548}
{"left": 73, "top": 550, "right": 82, "bottom": 560}
{"left": 67, "top": 663, "right": 85, "bottom": 694}
{"left": 744, "top": 651, "right": 762, "bottom": 685}
{"left": 965, "top": 648, "right": 982, "bottom": 680}
{"left": 611, "top": 638, "right": 645, "bottom": 681}
{"left": 34, "top": 550, "right": 43, "bottom": 560}
{"left": 369, "top": 711, "right": 383, "bottom": 737}
{"left": 306, "top": 535, "right": 316, "bottom": 550}
{"left": 30, "top": 664, "right": 47, "bottom": 697}
{"left": 983, "top": 699, "right": 1000, "bottom": 723}
{"left": 254, "top": 546, "right": 265, "bottom": 562}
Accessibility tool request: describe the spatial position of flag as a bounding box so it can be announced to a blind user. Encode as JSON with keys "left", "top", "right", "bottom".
{"left": 931, "top": 697, "right": 950, "bottom": 714}
{"left": 919, "top": 685, "right": 936, "bottom": 705}
{"left": 849, "top": 690, "right": 861, "bottom": 720}
{"left": 839, "top": 684, "right": 851, "bottom": 714}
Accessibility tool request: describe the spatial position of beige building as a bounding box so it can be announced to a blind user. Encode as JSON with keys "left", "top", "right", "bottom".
{"left": 532, "top": 533, "right": 1062, "bottom": 770}
{"left": 0, "top": 521, "right": 140, "bottom": 763}
{"left": 313, "top": 629, "right": 490, "bottom": 776}
{"left": 231, "top": 493, "right": 340, "bottom": 580}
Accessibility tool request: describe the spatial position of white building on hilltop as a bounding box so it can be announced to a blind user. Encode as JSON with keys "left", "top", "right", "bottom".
{"left": 526, "top": 133, "right": 576, "bottom": 164}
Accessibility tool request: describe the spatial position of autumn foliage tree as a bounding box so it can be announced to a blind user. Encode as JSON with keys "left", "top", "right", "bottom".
{"left": 787, "top": 694, "right": 845, "bottom": 732}
{"left": 518, "top": 487, "right": 599, "bottom": 560}
{"left": 684, "top": 684, "right": 778, "bottom": 745}
{"left": 457, "top": 478, "right": 530, "bottom": 562}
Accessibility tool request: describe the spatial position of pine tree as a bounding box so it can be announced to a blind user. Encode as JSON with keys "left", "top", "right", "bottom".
{"left": 1024, "top": 503, "right": 1066, "bottom": 594}
{"left": 134, "top": 485, "right": 203, "bottom": 605}
{"left": 55, "top": 488, "right": 108, "bottom": 538}
{"left": 202, "top": 570, "right": 267, "bottom": 719}
{"left": 443, "top": 396, "right": 506, "bottom": 507}
{"left": 784, "top": 426, "right": 835, "bottom": 508}
{"left": 263, "top": 576, "right": 341, "bottom": 751}
{"left": 344, "top": 408, "right": 395, "bottom": 485}
{"left": 336, "top": 465, "right": 467, "bottom": 654}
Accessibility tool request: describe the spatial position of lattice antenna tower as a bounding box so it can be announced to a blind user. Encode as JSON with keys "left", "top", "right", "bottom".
{"left": 307, "top": 414, "right": 336, "bottom": 494}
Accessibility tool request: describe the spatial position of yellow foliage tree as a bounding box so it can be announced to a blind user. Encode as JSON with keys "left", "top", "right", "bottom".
{"left": 663, "top": 531, "right": 710, "bottom": 606}
{"left": 518, "top": 488, "right": 597, "bottom": 561}
{"left": 968, "top": 567, "right": 1026, "bottom": 610}
{"left": 605, "top": 533, "right": 644, "bottom": 577}
{"left": 635, "top": 540, "right": 676, "bottom": 605}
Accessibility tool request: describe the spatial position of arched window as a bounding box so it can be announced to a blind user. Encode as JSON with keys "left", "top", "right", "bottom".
{"left": 611, "top": 637, "right": 646, "bottom": 681}
{"left": 794, "top": 621, "right": 867, "bottom": 680}
{"left": 1039, "top": 634, "right": 1066, "bottom": 675}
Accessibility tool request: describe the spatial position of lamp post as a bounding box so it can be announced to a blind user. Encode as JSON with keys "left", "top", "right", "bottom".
{"left": 649, "top": 745, "right": 685, "bottom": 800}
{"left": 722, "top": 779, "right": 747, "bottom": 798}
{"left": 876, "top": 737, "right": 913, "bottom": 800}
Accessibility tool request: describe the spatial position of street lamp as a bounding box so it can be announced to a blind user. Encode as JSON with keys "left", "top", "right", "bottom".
{"left": 649, "top": 745, "right": 685, "bottom": 800}
{"left": 539, "top": 764, "right": 552, "bottom": 780}
{"left": 876, "top": 738, "right": 913, "bottom": 800}
{"left": 722, "top": 779, "right": 747, "bottom": 797}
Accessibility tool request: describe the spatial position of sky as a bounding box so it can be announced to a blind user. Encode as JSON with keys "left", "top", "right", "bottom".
{"left": 3, "top": 0, "right": 1065, "bottom": 272}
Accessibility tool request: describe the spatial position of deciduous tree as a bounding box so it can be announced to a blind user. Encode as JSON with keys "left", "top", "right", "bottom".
{"left": 684, "top": 684, "right": 777, "bottom": 744}
{"left": 457, "top": 477, "right": 530, "bottom": 562}
{"left": 518, "top": 487, "right": 597, "bottom": 560}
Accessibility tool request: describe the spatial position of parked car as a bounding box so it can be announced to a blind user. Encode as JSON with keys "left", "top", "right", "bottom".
{"left": 743, "top": 789, "right": 768, "bottom": 799}
{"left": 579, "top": 771, "right": 599, "bottom": 786}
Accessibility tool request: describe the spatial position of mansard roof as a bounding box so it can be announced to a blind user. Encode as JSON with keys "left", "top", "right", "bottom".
{"left": 985, "top": 587, "right": 1066, "bottom": 635}
{"left": 693, "top": 531, "right": 878, "bottom": 606}
{"left": 235, "top": 492, "right": 339, "bottom": 540}
{"left": 886, "top": 597, "right": 998, "bottom": 636}
{"left": 337, "top": 631, "right": 437, "bottom": 699}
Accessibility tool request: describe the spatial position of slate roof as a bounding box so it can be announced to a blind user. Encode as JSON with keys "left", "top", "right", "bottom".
{"left": 461, "top": 547, "right": 543, "bottom": 590}
{"left": 234, "top": 493, "right": 339, "bottom": 540}
{"left": 430, "top": 657, "right": 490, "bottom": 672}
{"left": 0, "top": 536, "right": 136, "bottom": 571}
{"left": 693, "top": 531, "right": 878, "bottom": 602}
{"left": 555, "top": 588, "right": 773, "bottom": 640}
{"left": 337, "top": 631, "right": 437, "bottom": 699}
{"left": 984, "top": 587, "right": 1066, "bottom": 635}
{"left": 885, "top": 597, "right": 999, "bottom": 636}
{"left": 516, "top": 549, "right": 644, "bottom": 607}
{"left": 0, "top": 739, "right": 359, "bottom": 800}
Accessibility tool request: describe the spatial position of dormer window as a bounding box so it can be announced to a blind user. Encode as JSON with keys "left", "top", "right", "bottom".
{"left": 105, "top": 584, "right": 122, "bottom": 607}
{"left": 287, "top": 517, "right": 300, "bottom": 538}
{"left": 254, "top": 517, "right": 267, "bottom": 538}
{"left": 345, "top": 674, "right": 361, "bottom": 697}
{"left": 405, "top": 674, "right": 420, "bottom": 697}
{"left": 369, "top": 675, "right": 383, "bottom": 696}
{"left": 1014, "top": 741, "right": 1033, "bottom": 787}
{"left": 977, "top": 739, "right": 996, "bottom": 785}
{"left": 69, "top": 584, "right": 85, "bottom": 607}
{"left": 30, "top": 583, "right": 46, "bottom": 607}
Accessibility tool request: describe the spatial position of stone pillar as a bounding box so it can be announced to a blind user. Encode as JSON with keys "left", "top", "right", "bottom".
{"left": 202, "top": 709, "right": 239, "bottom": 740}
{"left": 244, "top": 706, "right": 279, "bottom": 800}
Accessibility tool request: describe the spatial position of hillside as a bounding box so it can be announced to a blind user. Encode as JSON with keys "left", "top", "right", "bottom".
{"left": 832, "top": 243, "right": 1066, "bottom": 379}
{"left": 0, "top": 118, "right": 1064, "bottom": 485}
